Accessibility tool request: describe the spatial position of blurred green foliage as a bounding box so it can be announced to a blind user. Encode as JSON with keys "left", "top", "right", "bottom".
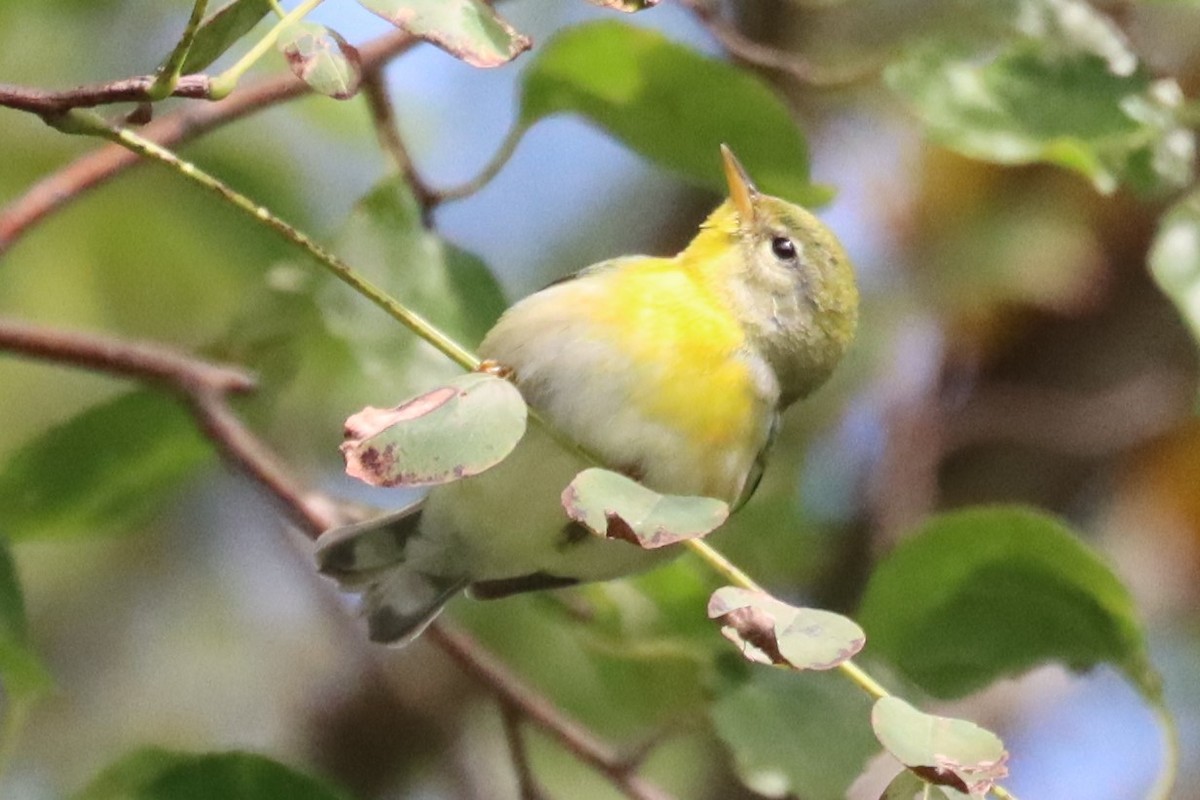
{"left": 2, "top": 1, "right": 1200, "bottom": 799}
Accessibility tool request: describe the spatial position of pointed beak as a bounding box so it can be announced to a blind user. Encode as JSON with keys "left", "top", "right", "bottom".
{"left": 720, "top": 144, "right": 758, "bottom": 226}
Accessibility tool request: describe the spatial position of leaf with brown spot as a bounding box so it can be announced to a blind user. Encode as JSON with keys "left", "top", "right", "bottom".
{"left": 870, "top": 697, "right": 1008, "bottom": 797}
{"left": 708, "top": 587, "right": 865, "bottom": 670}
{"left": 341, "top": 372, "right": 526, "bottom": 488}
{"left": 560, "top": 468, "right": 728, "bottom": 550}
{"left": 356, "top": 0, "right": 531, "bottom": 68}
{"left": 278, "top": 22, "right": 362, "bottom": 100}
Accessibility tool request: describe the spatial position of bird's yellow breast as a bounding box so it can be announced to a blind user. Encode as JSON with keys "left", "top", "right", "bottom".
{"left": 586, "top": 257, "right": 761, "bottom": 449}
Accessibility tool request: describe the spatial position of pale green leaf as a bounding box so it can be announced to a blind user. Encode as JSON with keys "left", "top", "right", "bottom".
{"left": 278, "top": 23, "right": 361, "bottom": 100}
{"left": 707, "top": 586, "right": 864, "bottom": 669}
{"left": 561, "top": 467, "right": 728, "bottom": 549}
{"left": 0, "top": 391, "right": 213, "bottom": 541}
{"left": 181, "top": 0, "right": 273, "bottom": 73}
{"left": 341, "top": 372, "right": 527, "bottom": 488}
{"left": 1149, "top": 190, "right": 1200, "bottom": 351}
{"left": 356, "top": 0, "right": 530, "bottom": 67}
{"left": 887, "top": 0, "right": 1195, "bottom": 193}
{"left": 520, "top": 21, "right": 830, "bottom": 205}
{"left": 871, "top": 697, "right": 1008, "bottom": 795}
{"left": 323, "top": 177, "right": 507, "bottom": 352}
{"left": 858, "top": 506, "right": 1160, "bottom": 700}
{"left": 0, "top": 538, "right": 51, "bottom": 700}
{"left": 879, "top": 768, "right": 932, "bottom": 800}
{"left": 711, "top": 668, "right": 878, "bottom": 799}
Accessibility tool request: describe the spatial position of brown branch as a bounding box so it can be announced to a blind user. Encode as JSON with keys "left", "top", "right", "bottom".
{"left": 679, "top": 0, "right": 877, "bottom": 88}
{"left": 360, "top": 70, "right": 438, "bottom": 220}
{"left": 0, "top": 317, "right": 328, "bottom": 534}
{"left": 0, "top": 28, "right": 417, "bottom": 257}
{"left": 0, "top": 319, "right": 676, "bottom": 800}
{"left": 0, "top": 75, "right": 215, "bottom": 114}
{"left": 502, "top": 705, "right": 552, "bottom": 800}
{"left": 426, "top": 624, "right": 674, "bottom": 800}
{"left": 0, "top": 317, "right": 253, "bottom": 395}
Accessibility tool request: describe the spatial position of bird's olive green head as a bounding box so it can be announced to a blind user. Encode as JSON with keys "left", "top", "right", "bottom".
{"left": 684, "top": 146, "right": 859, "bottom": 407}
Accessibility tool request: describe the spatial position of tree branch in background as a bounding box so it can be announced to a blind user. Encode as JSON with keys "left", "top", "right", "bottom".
{"left": 0, "top": 318, "right": 676, "bottom": 800}
{"left": 679, "top": 0, "right": 877, "bottom": 87}
{"left": 428, "top": 624, "right": 675, "bottom": 800}
{"left": 0, "top": 317, "right": 252, "bottom": 394}
{"left": 361, "top": 70, "right": 438, "bottom": 220}
{"left": 0, "top": 29, "right": 417, "bottom": 257}
{"left": 0, "top": 75, "right": 215, "bottom": 114}
{"left": 502, "top": 705, "right": 552, "bottom": 800}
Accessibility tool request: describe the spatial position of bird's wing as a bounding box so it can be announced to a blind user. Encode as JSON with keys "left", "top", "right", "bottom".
{"left": 315, "top": 498, "right": 425, "bottom": 585}
{"left": 731, "top": 410, "right": 780, "bottom": 512}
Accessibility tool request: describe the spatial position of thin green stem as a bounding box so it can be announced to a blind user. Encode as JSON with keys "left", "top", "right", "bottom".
{"left": 150, "top": 0, "right": 210, "bottom": 100}
{"left": 434, "top": 123, "right": 525, "bottom": 204}
{"left": 685, "top": 540, "right": 762, "bottom": 592}
{"left": 268, "top": 0, "right": 288, "bottom": 17}
{"left": 48, "top": 109, "right": 477, "bottom": 371}
{"left": 210, "top": 0, "right": 325, "bottom": 98}
{"left": 686, "top": 538, "right": 890, "bottom": 700}
{"left": 1146, "top": 700, "right": 1180, "bottom": 800}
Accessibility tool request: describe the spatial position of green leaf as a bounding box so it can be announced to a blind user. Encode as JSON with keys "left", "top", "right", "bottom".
{"left": 707, "top": 586, "right": 864, "bottom": 670}
{"left": 72, "top": 748, "right": 354, "bottom": 800}
{"left": 519, "top": 21, "right": 830, "bottom": 206}
{"left": 871, "top": 697, "right": 1008, "bottom": 796}
{"left": 887, "top": 1, "right": 1195, "bottom": 193}
{"left": 0, "top": 538, "right": 51, "bottom": 700}
{"left": 0, "top": 391, "right": 213, "bottom": 541}
{"left": 356, "top": 0, "right": 530, "bottom": 68}
{"left": 710, "top": 667, "right": 878, "bottom": 799}
{"left": 561, "top": 467, "right": 729, "bottom": 549}
{"left": 341, "top": 372, "right": 527, "bottom": 488}
{"left": 1149, "top": 190, "right": 1200, "bottom": 351}
{"left": 858, "top": 506, "right": 1160, "bottom": 700}
{"left": 324, "top": 177, "right": 507, "bottom": 352}
{"left": 181, "top": 0, "right": 273, "bottom": 74}
{"left": 878, "top": 768, "right": 933, "bottom": 799}
{"left": 278, "top": 23, "right": 361, "bottom": 100}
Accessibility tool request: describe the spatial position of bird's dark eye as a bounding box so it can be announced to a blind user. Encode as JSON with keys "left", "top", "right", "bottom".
{"left": 771, "top": 236, "right": 797, "bottom": 261}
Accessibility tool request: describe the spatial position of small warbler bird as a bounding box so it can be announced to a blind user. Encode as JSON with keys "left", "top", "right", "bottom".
{"left": 317, "top": 146, "right": 858, "bottom": 645}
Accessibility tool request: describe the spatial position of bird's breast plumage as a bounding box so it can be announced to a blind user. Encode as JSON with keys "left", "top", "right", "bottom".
{"left": 480, "top": 256, "right": 776, "bottom": 502}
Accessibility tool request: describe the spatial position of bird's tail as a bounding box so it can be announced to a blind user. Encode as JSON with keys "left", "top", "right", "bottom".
{"left": 315, "top": 501, "right": 466, "bottom": 646}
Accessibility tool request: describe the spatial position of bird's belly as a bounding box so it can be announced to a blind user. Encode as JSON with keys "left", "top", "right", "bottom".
{"left": 418, "top": 426, "right": 677, "bottom": 583}
{"left": 417, "top": 314, "right": 774, "bottom": 586}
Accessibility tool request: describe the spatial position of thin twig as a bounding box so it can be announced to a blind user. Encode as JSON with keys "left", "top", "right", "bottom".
{"left": 0, "top": 75, "right": 215, "bottom": 114}
{"left": 0, "top": 317, "right": 254, "bottom": 395}
{"left": 434, "top": 124, "right": 524, "bottom": 204}
{"left": 0, "top": 317, "right": 326, "bottom": 534}
{"left": 679, "top": 0, "right": 878, "bottom": 88}
{"left": 502, "top": 705, "right": 552, "bottom": 800}
{"left": 47, "top": 108, "right": 478, "bottom": 371}
{"left": 361, "top": 70, "right": 438, "bottom": 220}
{"left": 427, "top": 624, "right": 674, "bottom": 800}
{"left": 188, "top": 391, "right": 330, "bottom": 533}
{"left": 0, "top": 29, "right": 417, "bottom": 256}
